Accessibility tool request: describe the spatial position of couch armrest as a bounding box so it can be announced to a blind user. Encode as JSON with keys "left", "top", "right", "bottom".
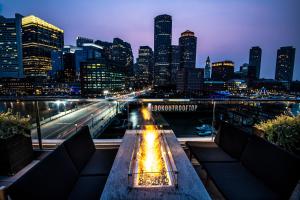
{"left": 186, "top": 141, "right": 218, "bottom": 148}
{"left": 290, "top": 180, "right": 300, "bottom": 200}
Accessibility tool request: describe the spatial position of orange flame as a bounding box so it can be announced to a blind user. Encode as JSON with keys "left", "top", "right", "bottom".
{"left": 141, "top": 107, "right": 151, "bottom": 121}
{"left": 136, "top": 108, "right": 169, "bottom": 186}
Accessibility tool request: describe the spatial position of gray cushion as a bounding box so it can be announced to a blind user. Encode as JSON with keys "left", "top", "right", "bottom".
{"left": 81, "top": 149, "right": 118, "bottom": 176}
{"left": 69, "top": 176, "right": 107, "bottom": 200}
{"left": 203, "top": 162, "right": 280, "bottom": 200}
{"left": 8, "top": 145, "right": 79, "bottom": 200}
{"left": 241, "top": 135, "right": 300, "bottom": 199}
{"left": 64, "top": 126, "right": 96, "bottom": 172}
{"left": 187, "top": 142, "right": 237, "bottom": 162}
{"left": 218, "top": 122, "right": 249, "bottom": 159}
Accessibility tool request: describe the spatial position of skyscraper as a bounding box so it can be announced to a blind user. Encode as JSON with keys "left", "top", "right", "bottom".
{"left": 80, "top": 43, "right": 125, "bottom": 96}
{"left": 94, "top": 40, "right": 113, "bottom": 61}
{"left": 111, "top": 38, "right": 134, "bottom": 73}
{"left": 247, "top": 65, "right": 257, "bottom": 86}
{"left": 211, "top": 60, "right": 234, "bottom": 81}
{"left": 170, "top": 45, "right": 180, "bottom": 85}
{"left": 50, "top": 51, "right": 63, "bottom": 78}
{"left": 179, "top": 30, "right": 197, "bottom": 69}
{"left": 63, "top": 45, "right": 83, "bottom": 80}
{"left": 275, "top": 46, "right": 296, "bottom": 82}
{"left": 177, "top": 68, "right": 204, "bottom": 92}
{"left": 154, "top": 14, "right": 172, "bottom": 86}
{"left": 95, "top": 38, "right": 134, "bottom": 75}
{"left": 137, "top": 46, "right": 153, "bottom": 85}
{"left": 249, "top": 46, "right": 262, "bottom": 79}
{"left": 0, "top": 14, "right": 23, "bottom": 78}
{"left": 80, "top": 38, "right": 132, "bottom": 88}
{"left": 80, "top": 59, "right": 125, "bottom": 96}
{"left": 22, "top": 15, "right": 64, "bottom": 77}
{"left": 110, "top": 38, "right": 134, "bottom": 88}
{"left": 239, "top": 63, "right": 249, "bottom": 80}
{"left": 204, "top": 56, "right": 211, "bottom": 80}
{"left": 63, "top": 52, "right": 76, "bottom": 83}
{"left": 82, "top": 43, "right": 103, "bottom": 60}
{"left": 76, "top": 36, "right": 93, "bottom": 47}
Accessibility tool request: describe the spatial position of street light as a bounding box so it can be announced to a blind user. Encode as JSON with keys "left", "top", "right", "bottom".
{"left": 103, "top": 90, "right": 109, "bottom": 95}
{"left": 75, "top": 123, "right": 78, "bottom": 133}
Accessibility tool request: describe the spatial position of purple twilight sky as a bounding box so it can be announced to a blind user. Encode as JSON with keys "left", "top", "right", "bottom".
{"left": 1, "top": 0, "right": 299, "bottom": 80}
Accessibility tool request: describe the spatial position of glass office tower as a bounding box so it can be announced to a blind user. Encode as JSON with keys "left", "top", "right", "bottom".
{"left": 137, "top": 46, "right": 154, "bottom": 85}
{"left": 179, "top": 30, "right": 197, "bottom": 69}
{"left": 154, "top": 14, "right": 172, "bottom": 86}
{"left": 22, "top": 15, "right": 64, "bottom": 77}
{"left": 275, "top": 46, "right": 295, "bottom": 82}
{"left": 0, "top": 13, "right": 23, "bottom": 78}
{"left": 249, "top": 46, "right": 262, "bottom": 80}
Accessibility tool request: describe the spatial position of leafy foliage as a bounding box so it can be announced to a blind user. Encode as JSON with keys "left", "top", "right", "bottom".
{"left": 255, "top": 115, "right": 300, "bottom": 154}
{"left": 0, "top": 112, "right": 31, "bottom": 139}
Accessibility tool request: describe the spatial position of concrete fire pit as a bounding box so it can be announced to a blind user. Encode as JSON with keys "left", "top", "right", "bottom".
{"left": 100, "top": 130, "right": 211, "bottom": 200}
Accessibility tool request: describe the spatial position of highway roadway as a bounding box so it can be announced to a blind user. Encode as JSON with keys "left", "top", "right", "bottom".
{"left": 31, "top": 100, "right": 117, "bottom": 139}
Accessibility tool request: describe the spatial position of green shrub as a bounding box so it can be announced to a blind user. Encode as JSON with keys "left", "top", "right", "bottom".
{"left": 254, "top": 115, "right": 300, "bottom": 154}
{"left": 0, "top": 112, "right": 31, "bottom": 139}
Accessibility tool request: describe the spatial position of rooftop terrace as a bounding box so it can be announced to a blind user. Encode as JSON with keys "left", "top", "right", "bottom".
{"left": 0, "top": 98, "right": 299, "bottom": 199}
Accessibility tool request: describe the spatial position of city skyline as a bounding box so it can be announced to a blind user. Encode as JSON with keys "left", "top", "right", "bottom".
{"left": 0, "top": 0, "right": 300, "bottom": 80}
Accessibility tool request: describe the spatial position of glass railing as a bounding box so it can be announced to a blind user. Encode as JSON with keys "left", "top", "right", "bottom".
{"left": 1, "top": 97, "right": 300, "bottom": 149}
{"left": 126, "top": 98, "right": 300, "bottom": 136}
{"left": 0, "top": 98, "right": 118, "bottom": 148}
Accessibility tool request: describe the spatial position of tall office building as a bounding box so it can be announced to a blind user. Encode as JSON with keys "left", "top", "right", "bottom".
{"left": 80, "top": 42, "right": 125, "bottom": 96}
{"left": 82, "top": 43, "right": 103, "bottom": 60}
{"left": 170, "top": 45, "right": 180, "bottom": 85}
{"left": 177, "top": 68, "right": 204, "bottom": 92}
{"left": 63, "top": 52, "right": 76, "bottom": 83}
{"left": 111, "top": 38, "right": 133, "bottom": 72}
{"left": 63, "top": 45, "right": 83, "bottom": 80}
{"left": 95, "top": 38, "right": 133, "bottom": 74}
{"left": 76, "top": 36, "right": 93, "bottom": 47}
{"left": 179, "top": 30, "right": 197, "bottom": 69}
{"left": 110, "top": 38, "right": 134, "bottom": 88}
{"left": 239, "top": 63, "right": 249, "bottom": 80}
{"left": 22, "top": 15, "right": 64, "bottom": 77}
{"left": 50, "top": 51, "right": 63, "bottom": 78}
{"left": 249, "top": 46, "right": 262, "bottom": 79}
{"left": 0, "top": 14, "right": 23, "bottom": 78}
{"left": 247, "top": 65, "right": 257, "bottom": 86}
{"left": 204, "top": 56, "right": 211, "bottom": 80}
{"left": 74, "top": 36, "right": 95, "bottom": 77}
{"left": 275, "top": 46, "right": 296, "bottom": 82}
{"left": 94, "top": 40, "right": 113, "bottom": 61}
{"left": 154, "top": 14, "right": 172, "bottom": 86}
{"left": 80, "top": 59, "right": 125, "bottom": 96}
{"left": 137, "top": 46, "right": 153, "bottom": 85}
{"left": 211, "top": 60, "right": 234, "bottom": 81}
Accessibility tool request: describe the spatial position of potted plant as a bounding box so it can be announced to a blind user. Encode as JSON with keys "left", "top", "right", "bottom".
{"left": 254, "top": 115, "right": 300, "bottom": 155}
{"left": 0, "top": 112, "right": 33, "bottom": 176}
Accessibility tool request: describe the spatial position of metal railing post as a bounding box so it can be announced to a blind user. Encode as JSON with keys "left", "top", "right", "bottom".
{"left": 35, "top": 100, "right": 42, "bottom": 150}
{"left": 212, "top": 100, "right": 216, "bottom": 141}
